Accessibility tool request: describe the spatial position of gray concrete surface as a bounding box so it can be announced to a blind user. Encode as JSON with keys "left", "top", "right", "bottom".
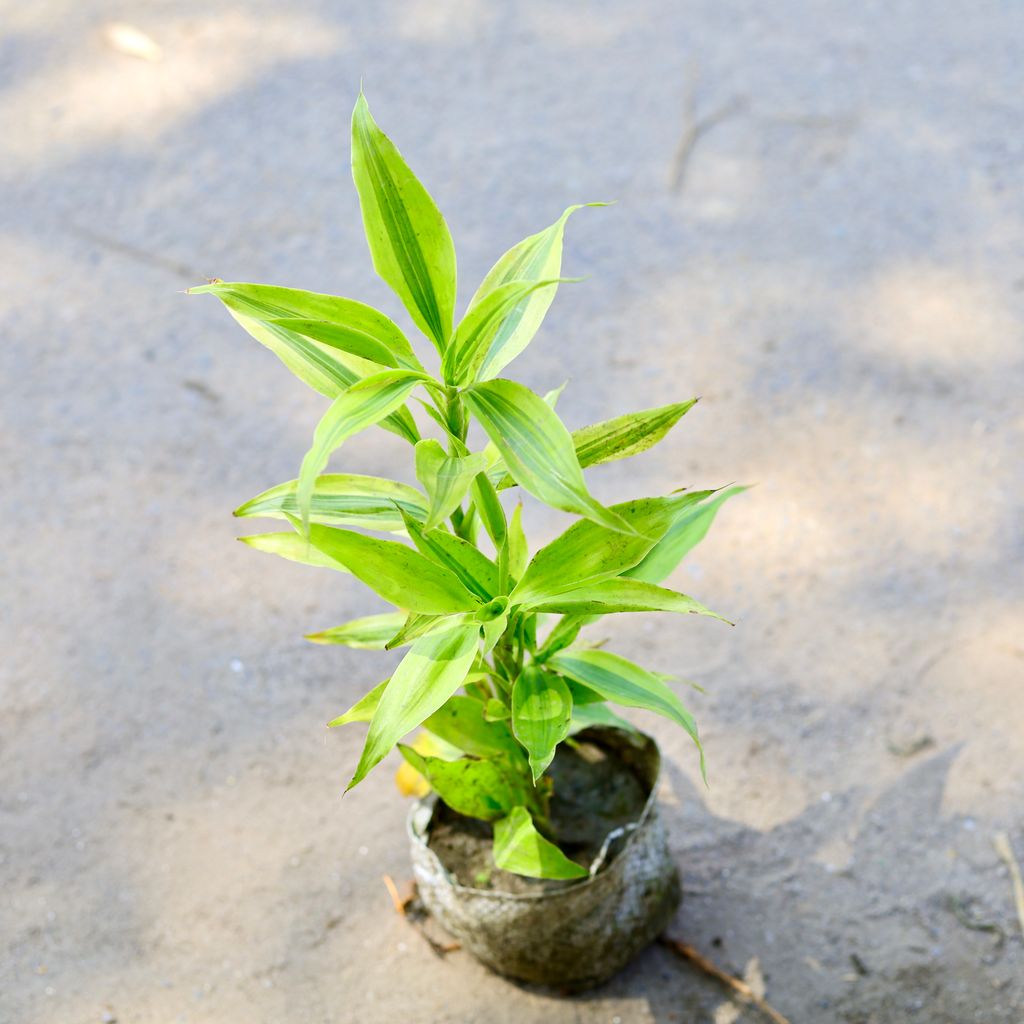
{"left": 2, "top": 2, "right": 1023, "bottom": 1021}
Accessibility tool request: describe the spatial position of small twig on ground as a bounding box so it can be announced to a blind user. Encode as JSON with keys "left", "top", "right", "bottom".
{"left": 993, "top": 832, "right": 1024, "bottom": 940}
{"left": 658, "top": 936, "right": 792, "bottom": 1024}
{"left": 668, "top": 64, "right": 747, "bottom": 192}
{"left": 382, "top": 875, "right": 461, "bottom": 958}
{"left": 382, "top": 873, "right": 409, "bottom": 915}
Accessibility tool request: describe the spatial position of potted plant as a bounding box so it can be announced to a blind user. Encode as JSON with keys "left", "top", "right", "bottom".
{"left": 190, "top": 92, "right": 743, "bottom": 989}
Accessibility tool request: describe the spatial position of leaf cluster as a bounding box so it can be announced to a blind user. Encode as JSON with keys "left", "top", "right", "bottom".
{"left": 191, "top": 93, "right": 743, "bottom": 880}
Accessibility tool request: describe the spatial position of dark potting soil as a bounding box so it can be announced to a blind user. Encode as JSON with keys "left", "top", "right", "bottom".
{"left": 426, "top": 735, "right": 649, "bottom": 894}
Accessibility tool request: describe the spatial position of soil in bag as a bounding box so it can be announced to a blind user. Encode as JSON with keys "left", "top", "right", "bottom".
{"left": 426, "top": 733, "right": 649, "bottom": 894}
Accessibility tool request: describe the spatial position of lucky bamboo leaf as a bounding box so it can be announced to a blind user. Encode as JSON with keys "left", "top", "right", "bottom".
{"left": 572, "top": 399, "right": 697, "bottom": 468}
{"left": 537, "top": 614, "right": 586, "bottom": 660}
{"left": 302, "top": 524, "right": 480, "bottom": 614}
{"left": 529, "top": 578, "right": 730, "bottom": 622}
{"left": 484, "top": 697, "right": 511, "bottom": 721}
{"left": 485, "top": 381, "right": 567, "bottom": 488}
{"left": 511, "top": 666, "right": 573, "bottom": 781}
{"left": 296, "top": 369, "right": 429, "bottom": 530}
{"left": 328, "top": 678, "right": 389, "bottom": 727}
{"left": 568, "top": 701, "right": 637, "bottom": 736}
{"left": 351, "top": 93, "right": 456, "bottom": 351}
{"left": 463, "top": 379, "right": 632, "bottom": 534}
{"left": 468, "top": 204, "right": 606, "bottom": 380}
{"left": 511, "top": 492, "right": 713, "bottom": 607}
{"left": 442, "top": 278, "right": 566, "bottom": 385}
{"left": 400, "top": 511, "right": 499, "bottom": 601}
{"left": 470, "top": 472, "right": 507, "bottom": 549}
{"left": 348, "top": 621, "right": 480, "bottom": 789}
{"left": 492, "top": 807, "right": 587, "bottom": 880}
{"left": 267, "top": 318, "right": 399, "bottom": 369}
{"left": 507, "top": 503, "right": 529, "bottom": 581}
{"left": 307, "top": 612, "right": 407, "bottom": 648}
{"left": 423, "top": 695, "right": 521, "bottom": 759}
{"left": 236, "top": 474, "right": 427, "bottom": 532}
{"left": 626, "top": 485, "right": 748, "bottom": 584}
{"left": 414, "top": 440, "right": 488, "bottom": 529}
{"left": 384, "top": 612, "right": 452, "bottom": 651}
{"left": 238, "top": 532, "right": 351, "bottom": 573}
{"left": 200, "top": 309, "right": 420, "bottom": 442}
{"left": 548, "top": 649, "right": 704, "bottom": 780}
{"left": 397, "top": 746, "right": 516, "bottom": 821}
{"left": 188, "top": 281, "right": 422, "bottom": 370}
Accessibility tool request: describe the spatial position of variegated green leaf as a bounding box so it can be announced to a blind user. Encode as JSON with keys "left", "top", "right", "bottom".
{"left": 537, "top": 614, "right": 587, "bottom": 660}
{"left": 348, "top": 621, "right": 480, "bottom": 789}
{"left": 238, "top": 531, "right": 351, "bottom": 573}
{"left": 328, "top": 678, "right": 389, "bottom": 726}
{"left": 511, "top": 492, "right": 713, "bottom": 607}
{"left": 626, "top": 485, "right": 748, "bottom": 584}
{"left": 486, "top": 382, "right": 565, "bottom": 488}
{"left": 470, "top": 472, "right": 507, "bottom": 549}
{"left": 463, "top": 379, "right": 632, "bottom": 534}
{"left": 492, "top": 807, "right": 587, "bottom": 880}
{"left": 383, "top": 612, "right": 451, "bottom": 651}
{"left": 511, "top": 666, "right": 573, "bottom": 781}
{"left": 468, "top": 204, "right": 605, "bottom": 380}
{"left": 266, "top": 318, "right": 399, "bottom": 370}
{"left": 351, "top": 93, "right": 456, "bottom": 351}
{"left": 548, "top": 648, "right": 704, "bottom": 780}
{"left": 507, "top": 503, "right": 529, "bottom": 581}
{"left": 400, "top": 511, "right": 499, "bottom": 601}
{"left": 442, "top": 278, "right": 565, "bottom": 385}
{"left": 414, "top": 440, "right": 488, "bottom": 529}
{"left": 302, "top": 524, "right": 480, "bottom": 614}
{"left": 423, "top": 695, "right": 521, "bottom": 759}
{"left": 397, "top": 746, "right": 517, "bottom": 821}
{"left": 572, "top": 399, "right": 697, "bottom": 468}
{"left": 236, "top": 474, "right": 427, "bottom": 532}
{"left": 189, "top": 283, "right": 422, "bottom": 441}
{"left": 484, "top": 697, "right": 511, "bottom": 721}
{"left": 529, "top": 578, "right": 729, "bottom": 622}
{"left": 568, "top": 701, "right": 637, "bottom": 736}
{"left": 187, "top": 281, "right": 422, "bottom": 369}
{"left": 296, "top": 369, "right": 429, "bottom": 530}
{"left": 306, "top": 612, "right": 406, "bottom": 648}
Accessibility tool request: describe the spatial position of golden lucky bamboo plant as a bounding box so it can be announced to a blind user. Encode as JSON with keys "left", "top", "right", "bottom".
{"left": 190, "top": 93, "right": 743, "bottom": 879}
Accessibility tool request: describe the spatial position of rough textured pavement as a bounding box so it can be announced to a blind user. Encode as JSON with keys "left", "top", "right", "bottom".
{"left": 2, "top": 2, "right": 1023, "bottom": 1022}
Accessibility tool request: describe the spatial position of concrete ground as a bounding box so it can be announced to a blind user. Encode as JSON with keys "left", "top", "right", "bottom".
{"left": 2, "top": 2, "right": 1023, "bottom": 1021}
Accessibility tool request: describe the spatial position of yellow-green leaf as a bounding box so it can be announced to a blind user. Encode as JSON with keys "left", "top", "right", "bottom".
{"left": 397, "top": 746, "right": 516, "bottom": 821}
{"left": 414, "top": 440, "right": 488, "bottom": 530}
{"left": 238, "top": 532, "right": 351, "bottom": 573}
{"left": 348, "top": 621, "right": 480, "bottom": 789}
{"left": 511, "top": 666, "right": 573, "bottom": 781}
{"left": 529, "top": 578, "right": 730, "bottom": 622}
{"left": 572, "top": 400, "right": 697, "bottom": 468}
{"left": 549, "top": 648, "right": 704, "bottom": 781}
{"left": 235, "top": 473, "right": 427, "bottom": 532}
{"left": 328, "top": 678, "right": 389, "bottom": 726}
{"left": 422, "top": 695, "right": 521, "bottom": 759}
{"left": 296, "top": 369, "right": 428, "bottom": 531}
{"left": 626, "top": 486, "right": 748, "bottom": 584}
{"left": 351, "top": 93, "right": 456, "bottom": 351}
{"left": 302, "top": 524, "right": 480, "bottom": 614}
{"left": 463, "top": 379, "right": 633, "bottom": 534}
{"left": 511, "top": 492, "right": 713, "bottom": 607}
{"left": 467, "top": 204, "right": 606, "bottom": 380}
{"left": 306, "top": 613, "right": 407, "bottom": 648}
{"left": 492, "top": 807, "right": 587, "bottom": 880}
{"left": 188, "top": 281, "right": 422, "bottom": 369}
{"left": 442, "top": 278, "right": 566, "bottom": 385}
